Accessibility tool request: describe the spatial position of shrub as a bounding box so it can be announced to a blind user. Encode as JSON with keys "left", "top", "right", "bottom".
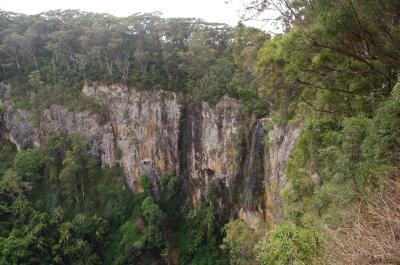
{"left": 221, "top": 220, "right": 260, "bottom": 265}
{"left": 13, "top": 149, "right": 43, "bottom": 181}
{"left": 256, "top": 223, "right": 321, "bottom": 265}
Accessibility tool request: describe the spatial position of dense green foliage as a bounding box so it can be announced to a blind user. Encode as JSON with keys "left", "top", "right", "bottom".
{"left": 0, "top": 134, "right": 230, "bottom": 264}
{"left": 256, "top": 223, "right": 320, "bottom": 265}
{"left": 214, "top": 0, "right": 400, "bottom": 264}
{"left": 0, "top": 135, "right": 130, "bottom": 264}
{"left": 243, "top": 0, "right": 400, "bottom": 264}
{"left": 0, "top": 10, "right": 268, "bottom": 114}
{"left": 221, "top": 220, "right": 260, "bottom": 265}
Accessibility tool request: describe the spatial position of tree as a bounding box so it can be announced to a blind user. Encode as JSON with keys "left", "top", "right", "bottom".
{"left": 0, "top": 169, "right": 32, "bottom": 206}
{"left": 59, "top": 134, "right": 99, "bottom": 205}
{"left": 251, "top": 0, "right": 400, "bottom": 117}
{"left": 13, "top": 149, "right": 43, "bottom": 181}
{"left": 141, "top": 196, "right": 165, "bottom": 228}
{"left": 221, "top": 220, "right": 260, "bottom": 265}
{"left": 0, "top": 140, "right": 16, "bottom": 176}
{"left": 0, "top": 210, "right": 53, "bottom": 265}
{"left": 256, "top": 223, "right": 320, "bottom": 265}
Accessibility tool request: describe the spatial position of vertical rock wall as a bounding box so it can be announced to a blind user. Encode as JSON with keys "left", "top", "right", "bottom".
{"left": 264, "top": 122, "right": 301, "bottom": 228}
{"left": 82, "top": 84, "right": 181, "bottom": 191}
{"left": 239, "top": 118, "right": 301, "bottom": 229}
{"left": 0, "top": 83, "right": 300, "bottom": 227}
{"left": 178, "top": 96, "right": 244, "bottom": 203}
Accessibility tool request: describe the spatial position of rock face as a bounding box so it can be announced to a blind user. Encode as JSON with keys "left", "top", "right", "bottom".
{"left": 0, "top": 83, "right": 300, "bottom": 227}
{"left": 178, "top": 97, "right": 244, "bottom": 203}
{"left": 238, "top": 118, "right": 301, "bottom": 228}
{"left": 264, "top": 122, "right": 301, "bottom": 227}
{"left": 0, "top": 84, "right": 243, "bottom": 193}
{"left": 82, "top": 84, "right": 181, "bottom": 192}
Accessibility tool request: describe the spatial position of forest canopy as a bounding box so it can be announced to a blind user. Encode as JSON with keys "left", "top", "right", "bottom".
{"left": 0, "top": 10, "right": 268, "bottom": 111}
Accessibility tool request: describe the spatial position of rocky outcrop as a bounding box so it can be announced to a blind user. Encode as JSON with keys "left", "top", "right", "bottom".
{"left": 241, "top": 119, "right": 267, "bottom": 211}
{"left": 82, "top": 84, "right": 181, "bottom": 192}
{"left": 237, "top": 118, "right": 301, "bottom": 228}
{"left": 264, "top": 122, "right": 301, "bottom": 228}
{"left": 0, "top": 83, "right": 300, "bottom": 227}
{"left": 178, "top": 97, "right": 244, "bottom": 203}
{"left": 0, "top": 84, "right": 244, "bottom": 193}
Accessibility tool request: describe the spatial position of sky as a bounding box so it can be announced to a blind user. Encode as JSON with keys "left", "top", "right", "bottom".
{"left": 1, "top": 0, "right": 273, "bottom": 29}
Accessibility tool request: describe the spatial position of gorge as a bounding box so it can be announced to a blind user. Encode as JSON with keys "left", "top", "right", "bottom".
{"left": 1, "top": 2, "right": 399, "bottom": 264}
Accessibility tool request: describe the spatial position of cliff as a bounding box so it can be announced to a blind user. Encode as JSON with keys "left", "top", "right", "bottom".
{"left": 0, "top": 83, "right": 300, "bottom": 227}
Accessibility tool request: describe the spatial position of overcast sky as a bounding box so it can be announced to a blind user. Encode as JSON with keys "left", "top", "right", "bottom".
{"left": 1, "top": 0, "right": 273, "bottom": 29}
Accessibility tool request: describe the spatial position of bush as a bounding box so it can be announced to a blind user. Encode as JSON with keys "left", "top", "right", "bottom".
{"left": 221, "top": 220, "right": 260, "bottom": 265}
{"left": 13, "top": 149, "right": 43, "bottom": 181}
{"left": 139, "top": 175, "right": 152, "bottom": 196}
{"left": 141, "top": 196, "right": 164, "bottom": 227}
{"left": 256, "top": 223, "right": 321, "bottom": 265}
{"left": 0, "top": 140, "right": 17, "bottom": 176}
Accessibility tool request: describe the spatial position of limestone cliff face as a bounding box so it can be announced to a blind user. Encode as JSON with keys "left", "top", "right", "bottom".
{"left": 0, "top": 83, "right": 300, "bottom": 227}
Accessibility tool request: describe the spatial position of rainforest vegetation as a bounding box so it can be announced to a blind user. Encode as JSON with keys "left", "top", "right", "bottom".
{"left": 1, "top": 0, "right": 400, "bottom": 264}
